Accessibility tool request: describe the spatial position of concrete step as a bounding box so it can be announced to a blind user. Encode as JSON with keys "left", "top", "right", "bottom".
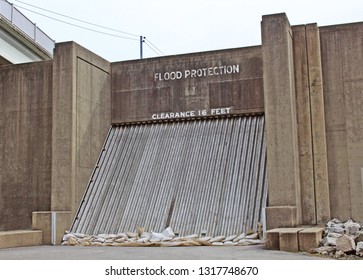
{"left": 0, "top": 230, "right": 43, "bottom": 249}
{"left": 265, "top": 226, "right": 324, "bottom": 252}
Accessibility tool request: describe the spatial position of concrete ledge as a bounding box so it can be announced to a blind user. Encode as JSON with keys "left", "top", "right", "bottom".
{"left": 0, "top": 230, "right": 43, "bottom": 249}
{"left": 298, "top": 227, "right": 324, "bottom": 252}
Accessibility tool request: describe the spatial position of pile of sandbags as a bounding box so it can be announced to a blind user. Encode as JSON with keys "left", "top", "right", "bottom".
{"left": 61, "top": 226, "right": 263, "bottom": 247}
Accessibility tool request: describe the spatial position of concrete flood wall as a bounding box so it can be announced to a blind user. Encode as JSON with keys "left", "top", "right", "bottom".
{"left": 0, "top": 42, "right": 111, "bottom": 239}
{"left": 262, "top": 15, "right": 363, "bottom": 228}
{"left": 0, "top": 61, "right": 53, "bottom": 231}
{"left": 51, "top": 42, "right": 111, "bottom": 221}
{"left": 1, "top": 13, "right": 363, "bottom": 246}
{"left": 111, "top": 46, "right": 264, "bottom": 123}
{"left": 320, "top": 22, "right": 363, "bottom": 222}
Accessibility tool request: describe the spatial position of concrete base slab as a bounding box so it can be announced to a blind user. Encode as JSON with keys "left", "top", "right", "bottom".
{"left": 265, "top": 228, "right": 281, "bottom": 250}
{"left": 298, "top": 227, "right": 324, "bottom": 252}
{"left": 265, "top": 226, "right": 325, "bottom": 253}
{"left": 279, "top": 228, "right": 304, "bottom": 252}
{"left": 0, "top": 230, "right": 43, "bottom": 249}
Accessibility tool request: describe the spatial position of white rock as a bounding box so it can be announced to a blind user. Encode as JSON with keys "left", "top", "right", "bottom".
{"left": 344, "top": 221, "right": 361, "bottom": 235}
{"left": 321, "top": 236, "right": 338, "bottom": 246}
{"left": 327, "top": 218, "right": 342, "bottom": 227}
{"left": 356, "top": 242, "right": 363, "bottom": 256}
{"left": 327, "top": 232, "right": 343, "bottom": 238}
{"left": 309, "top": 246, "right": 335, "bottom": 254}
{"left": 325, "top": 227, "right": 344, "bottom": 234}
{"left": 210, "top": 236, "right": 225, "bottom": 243}
{"left": 336, "top": 234, "right": 356, "bottom": 253}
{"left": 354, "top": 231, "right": 363, "bottom": 243}
{"left": 335, "top": 250, "right": 346, "bottom": 259}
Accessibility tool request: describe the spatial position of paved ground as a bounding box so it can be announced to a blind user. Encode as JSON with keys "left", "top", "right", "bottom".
{"left": 0, "top": 245, "right": 324, "bottom": 260}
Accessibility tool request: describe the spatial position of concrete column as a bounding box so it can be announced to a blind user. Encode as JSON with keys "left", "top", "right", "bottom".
{"left": 292, "top": 25, "right": 316, "bottom": 225}
{"left": 293, "top": 24, "right": 330, "bottom": 225}
{"left": 51, "top": 42, "right": 111, "bottom": 228}
{"left": 51, "top": 42, "right": 75, "bottom": 213}
{"left": 261, "top": 13, "right": 301, "bottom": 229}
{"left": 305, "top": 24, "right": 330, "bottom": 224}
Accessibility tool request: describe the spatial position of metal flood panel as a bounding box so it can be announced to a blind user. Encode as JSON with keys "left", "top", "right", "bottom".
{"left": 71, "top": 115, "right": 267, "bottom": 237}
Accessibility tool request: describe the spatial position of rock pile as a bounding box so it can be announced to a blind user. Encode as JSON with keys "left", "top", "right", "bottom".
{"left": 310, "top": 218, "right": 363, "bottom": 258}
{"left": 61, "top": 226, "right": 263, "bottom": 247}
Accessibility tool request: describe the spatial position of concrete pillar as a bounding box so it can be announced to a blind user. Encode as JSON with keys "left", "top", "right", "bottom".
{"left": 292, "top": 24, "right": 330, "bottom": 225}
{"left": 51, "top": 42, "right": 111, "bottom": 228}
{"left": 292, "top": 25, "right": 316, "bottom": 225}
{"left": 305, "top": 24, "right": 330, "bottom": 224}
{"left": 51, "top": 42, "right": 75, "bottom": 214}
{"left": 261, "top": 13, "right": 301, "bottom": 229}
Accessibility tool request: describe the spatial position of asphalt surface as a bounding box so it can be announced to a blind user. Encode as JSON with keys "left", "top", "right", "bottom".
{"left": 0, "top": 244, "right": 324, "bottom": 260}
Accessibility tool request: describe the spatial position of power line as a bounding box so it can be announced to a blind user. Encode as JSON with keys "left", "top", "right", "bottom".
{"left": 14, "top": 0, "right": 139, "bottom": 38}
{"left": 144, "top": 40, "right": 163, "bottom": 56}
{"left": 145, "top": 38, "right": 165, "bottom": 56}
{"left": 13, "top": 0, "right": 165, "bottom": 57}
{"left": 14, "top": 4, "right": 139, "bottom": 41}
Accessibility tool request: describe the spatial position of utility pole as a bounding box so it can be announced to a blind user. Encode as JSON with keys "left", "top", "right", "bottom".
{"left": 140, "top": 36, "right": 145, "bottom": 59}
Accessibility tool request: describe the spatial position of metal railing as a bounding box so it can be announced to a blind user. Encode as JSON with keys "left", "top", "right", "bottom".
{"left": 0, "top": 0, "right": 54, "bottom": 56}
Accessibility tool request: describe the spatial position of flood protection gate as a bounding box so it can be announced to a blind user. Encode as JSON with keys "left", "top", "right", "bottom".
{"left": 71, "top": 115, "right": 267, "bottom": 237}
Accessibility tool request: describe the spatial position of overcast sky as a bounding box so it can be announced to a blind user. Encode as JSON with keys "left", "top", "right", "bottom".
{"left": 12, "top": 0, "right": 363, "bottom": 62}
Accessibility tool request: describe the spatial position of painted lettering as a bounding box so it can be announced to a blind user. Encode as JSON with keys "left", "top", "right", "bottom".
{"left": 154, "top": 64, "right": 240, "bottom": 82}
{"left": 211, "top": 107, "right": 231, "bottom": 115}
{"left": 152, "top": 107, "right": 231, "bottom": 120}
